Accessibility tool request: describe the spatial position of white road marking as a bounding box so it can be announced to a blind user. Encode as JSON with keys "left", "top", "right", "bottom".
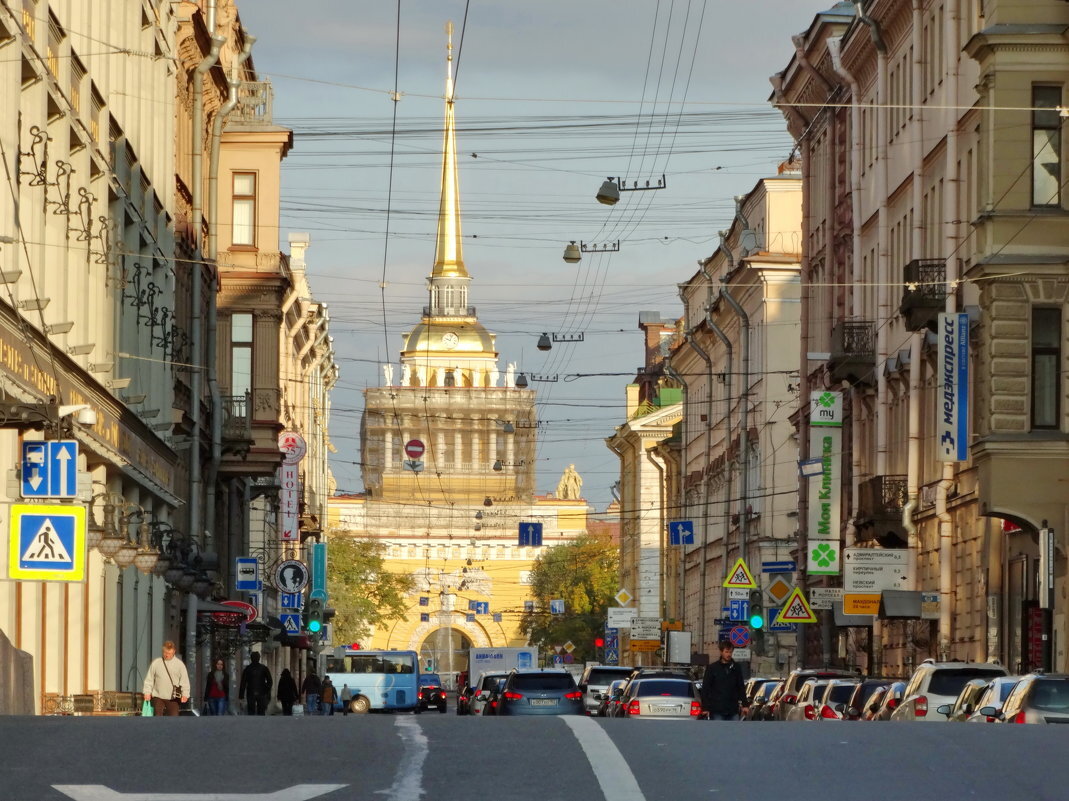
{"left": 376, "top": 715, "right": 428, "bottom": 801}
{"left": 51, "top": 786, "right": 345, "bottom": 801}
{"left": 563, "top": 716, "right": 647, "bottom": 801}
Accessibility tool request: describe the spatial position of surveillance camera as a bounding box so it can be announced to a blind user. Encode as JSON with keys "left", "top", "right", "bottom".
{"left": 75, "top": 408, "right": 98, "bottom": 426}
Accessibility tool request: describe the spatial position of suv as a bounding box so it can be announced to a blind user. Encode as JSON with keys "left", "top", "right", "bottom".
{"left": 470, "top": 671, "right": 508, "bottom": 716}
{"left": 417, "top": 673, "right": 447, "bottom": 713}
{"left": 496, "top": 669, "right": 583, "bottom": 716}
{"left": 890, "top": 660, "right": 1008, "bottom": 722}
{"left": 774, "top": 668, "right": 858, "bottom": 720}
{"left": 578, "top": 665, "right": 634, "bottom": 715}
{"left": 988, "top": 673, "right": 1069, "bottom": 724}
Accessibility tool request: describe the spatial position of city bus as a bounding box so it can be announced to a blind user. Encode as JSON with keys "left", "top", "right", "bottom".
{"left": 321, "top": 648, "right": 421, "bottom": 713}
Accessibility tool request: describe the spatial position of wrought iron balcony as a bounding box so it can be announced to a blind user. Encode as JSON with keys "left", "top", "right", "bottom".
{"left": 829, "top": 320, "right": 876, "bottom": 386}
{"left": 900, "top": 259, "right": 948, "bottom": 331}
{"left": 858, "top": 475, "right": 908, "bottom": 521}
{"left": 221, "top": 393, "right": 252, "bottom": 454}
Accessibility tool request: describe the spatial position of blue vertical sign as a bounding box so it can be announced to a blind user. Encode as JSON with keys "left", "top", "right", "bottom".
{"left": 235, "top": 557, "right": 259, "bottom": 591}
{"left": 518, "top": 522, "right": 543, "bottom": 547}
{"left": 937, "top": 312, "right": 969, "bottom": 462}
{"left": 310, "top": 542, "right": 327, "bottom": 601}
{"left": 21, "top": 440, "right": 79, "bottom": 499}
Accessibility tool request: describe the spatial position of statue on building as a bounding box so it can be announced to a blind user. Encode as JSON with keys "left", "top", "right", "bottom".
{"left": 383, "top": 363, "right": 394, "bottom": 386}
{"left": 401, "top": 363, "right": 412, "bottom": 386}
{"left": 556, "top": 464, "right": 583, "bottom": 500}
{"left": 490, "top": 367, "right": 499, "bottom": 387}
{"left": 505, "top": 362, "right": 516, "bottom": 388}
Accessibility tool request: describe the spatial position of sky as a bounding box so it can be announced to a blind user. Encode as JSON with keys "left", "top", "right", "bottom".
{"left": 234, "top": 0, "right": 824, "bottom": 511}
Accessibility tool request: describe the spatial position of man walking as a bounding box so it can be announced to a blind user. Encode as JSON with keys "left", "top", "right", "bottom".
{"left": 700, "top": 640, "right": 748, "bottom": 721}
{"left": 239, "top": 652, "right": 273, "bottom": 715}
{"left": 142, "top": 641, "right": 190, "bottom": 717}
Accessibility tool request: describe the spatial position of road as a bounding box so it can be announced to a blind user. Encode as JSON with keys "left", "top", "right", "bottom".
{"left": 5, "top": 714, "right": 1069, "bottom": 801}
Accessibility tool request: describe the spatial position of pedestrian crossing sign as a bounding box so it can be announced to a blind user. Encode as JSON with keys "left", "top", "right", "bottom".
{"left": 773, "top": 587, "right": 818, "bottom": 624}
{"left": 722, "top": 558, "right": 758, "bottom": 589}
{"left": 9, "top": 504, "right": 87, "bottom": 582}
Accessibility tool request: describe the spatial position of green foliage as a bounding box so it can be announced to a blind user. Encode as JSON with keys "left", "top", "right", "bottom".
{"left": 326, "top": 536, "right": 413, "bottom": 645}
{"left": 521, "top": 534, "right": 619, "bottom": 663}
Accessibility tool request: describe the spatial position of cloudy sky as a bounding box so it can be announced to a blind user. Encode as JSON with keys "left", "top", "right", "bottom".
{"left": 234, "top": 0, "right": 824, "bottom": 510}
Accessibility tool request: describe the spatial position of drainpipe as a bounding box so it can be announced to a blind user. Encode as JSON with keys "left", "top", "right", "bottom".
{"left": 706, "top": 311, "right": 733, "bottom": 619}
{"left": 720, "top": 285, "right": 751, "bottom": 564}
{"left": 717, "top": 231, "right": 735, "bottom": 272}
{"left": 646, "top": 448, "right": 667, "bottom": 666}
{"left": 937, "top": 0, "right": 962, "bottom": 663}
{"left": 682, "top": 332, "right": 713, "bottom": 652}
{"left": 664, "top": 362, "right": 689, "bottom": 631}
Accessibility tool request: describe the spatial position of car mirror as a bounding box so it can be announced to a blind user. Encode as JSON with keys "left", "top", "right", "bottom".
{"left": 936, "top": 704, "right": 952, "bottom": 716}
{"left": 593, "top": 693, "right": 603, "bottom": 701}
{"left": 978, "top": 706, "right": 998, "bottom": 718}
{"left": 846, "top": 706, "right": 859, "bottom": 718}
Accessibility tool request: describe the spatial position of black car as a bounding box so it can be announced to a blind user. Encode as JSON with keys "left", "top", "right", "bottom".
{"left": 455, "top": 683, "right": 474, "bottom": 716}
{"left": 418, "top": 673, "right": 447, "bottom": 713}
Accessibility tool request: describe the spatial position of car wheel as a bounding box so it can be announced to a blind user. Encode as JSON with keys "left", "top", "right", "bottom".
{"left": 350, "top": 696, "right": 370, "bottom": 715}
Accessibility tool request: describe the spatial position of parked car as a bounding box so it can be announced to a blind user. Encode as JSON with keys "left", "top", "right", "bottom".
{"left": 578, "top": 665, "right": 635, "bottom": 716}
{"left": 745, "top": 680, "right": 782, "bottom": 721}
{"left": 785, "top": 678, "right": 833, "bottom": 721}
{"left": 890, "top": 660, "right": 1008, "bottom": 722}
{"left": 744, "top": 677, "right": 780, "bottom": 707}
{"left": 984, "top": 673, "right": 1069, "bottom": 724}
{"left": 417, "top": 673, "right": 447, "bottom": 713}
{"left": 843, "top": 679, "right": 897, "bottom": 721}
{"left": 936, "top": 678, "right": 994, "bottom": 722}
{"left": 496, "top": 670, "right": 583, "bottom": 716}
{"left": 455, "top": 682, "right": 474, "bottom": 716}
{"left": 964, "top": 676, "right": 1018, "bottom": 723}
{"left": 814, "top": 678, "right": 861, "bottom": 720}
{"left": 469, "top": 671, "right": 508, "bottom": 716}
{"left": 774, "top": 668, "right": 858, "bottom": 720}
{"left": 867, "top": 681, "right": 907, "bottom": 720}
{"left": 763, "top": 681, "right": 789, "bottom": 721}
{"left": 617, "top": 677, "right": 700, "bottom": 719}
{"left": 594, "top": 678, "right": 629, "bottom": 717}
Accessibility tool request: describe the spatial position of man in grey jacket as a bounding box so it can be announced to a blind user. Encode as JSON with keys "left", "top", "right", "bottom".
{"left": 143, "top": 641, "right": 190, "bottom": 716}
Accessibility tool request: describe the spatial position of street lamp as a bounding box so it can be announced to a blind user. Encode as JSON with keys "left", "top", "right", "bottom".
{"left": 563, "top": 241, "right": 582, "bottom": 263}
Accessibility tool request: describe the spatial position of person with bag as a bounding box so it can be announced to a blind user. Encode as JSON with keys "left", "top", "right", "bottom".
{"left": 204, "top": 658, "right": 230, "bottom": 716}
{"left": 320, "top": 676, "right": 337, "bottom": 716}
{"left": 277, "top": 668, "right": 299, "bottom": 716}
{"left": 239, "top": 652, "right": 273, "bottom": 715}
{"left": 301, "top": 670, "right": 322, "bottom": 716}
{"left": 699, "top": 640, "right": 748, "bottom": 721}
{"left": 142, "top": 640, "right": 190, "bottom": 717}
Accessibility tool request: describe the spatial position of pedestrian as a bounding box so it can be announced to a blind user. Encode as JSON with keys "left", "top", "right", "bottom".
{"left": 238, "top": 652, "right": 273, "bottom": 715}
{"left": 142, "top": 640, "right": 190, "bottom": 717}
{"left": 302, "top": 669, "right": 322, "bottom": 716}
{"left": 699, "top": 640, "right": 748, "bottom": 721}
{"left": 340, "top": 684, "right": 352, "bottom": 716}
{"left": 277, "top": 668, "right": 299, "bottom": 716}
{"left": 204, "top": 657, "right": 230, "bottom": 716}
{"left": 320, "top": 676, "right": 336, "bottom": 716}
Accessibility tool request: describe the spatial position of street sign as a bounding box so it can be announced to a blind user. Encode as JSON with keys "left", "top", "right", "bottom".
{"left": 310, "top": 542, "right": 327, "bottom": 602}
{"left": 404, "top": 439, "right": 425, "bottom": 459}
{"left": 280, "top": 613, "right": 301, "bottom": 633}
{"left": 549, "top": 599, "right": 565, "bottom": 614}
{"left": 614, "top": 589, "right": 633, "bottom": 606}
{"left": 403, "top": 459, "right": 424, "bottom": 473}
{"left": 630, "top": 639, "right": 661, "bottom": 653}
{"left": 518, "top": 521, "right": 543, "bottom": 547}
{"left": 630, "top": 617, "right": 662, "bottom": 639}
{"left": 809, "top": 587, "right": 844, "bottom": 610}
{"left": 807, "top": 540, "right": 841, "bottom": 576}
{"left": 774, "top": 587, "right": 818, "bottom": 624}
{"left": 563, "top": 641, "right": 575, "bottom": 654}
{"left": 8, "top": 503, "right": 87, "bottom": 581}
{"left": 766, "top": 575, "right": 792, "bottom": 604}
{"left": 728, "top": 599, "right": 750, "bottom": 622}
{"left": 921, "top": 592, "right": 940, "bottom": 620}
{"left": 235, "top": 557, "right": 259, "bottom": 591}
{"left": 844, "top": 548, "right": 912, "bottom": 592}
{"left": 603, "top": 647, "right": 619, "bottom": 665}
{"left": 761, "top": 560, "right": 796, "bottom": 573}
{"left": 729, "top": 626, "right": 750, "bottom": 648}
{"left": 607, "top": 607, "right": 635, "bottom": 628}
{"left": 280, "top": 592, "right": 302, "bottom": 609}
{"left": 727, "top": 587, "right": 749, "bottom": 600}
{"left": 668, "top": 520, "right": 694, "bottom": 546}
{"left": 21, "top": 440, "right": 79, "bottom": 499}
{"left": 722, "top": 558, "right": 758, "bottom": 589}
{"left": 275, "top": 560, "right": 309, "bottom": 593}
{"left": 767, "top": 609, "right": 797, "bottom": 633}
{"left": 843, "top": 593, "right": 881, "bottom": 616}
{"left": 474, "top": 601, "right": 489, "bottom": 615}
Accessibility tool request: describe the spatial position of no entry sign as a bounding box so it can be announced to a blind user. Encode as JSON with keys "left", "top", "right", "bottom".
{"left": 404, "top": 439, "right": 425, "bottom": 459}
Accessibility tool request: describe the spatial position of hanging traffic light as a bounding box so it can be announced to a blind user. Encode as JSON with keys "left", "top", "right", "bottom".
{"left": 304, "top": 598, "right": 324, "bottom": 633}
{"left": 748, "top": 589, "right": 764, "bottom": 630}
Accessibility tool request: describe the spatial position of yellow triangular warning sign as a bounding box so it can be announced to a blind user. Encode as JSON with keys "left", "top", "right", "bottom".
{"left": 722, "top": 558, "right": 758, "bottom": 589}
{"left": 774, "top": 587, "right": 817, "bottom": 624}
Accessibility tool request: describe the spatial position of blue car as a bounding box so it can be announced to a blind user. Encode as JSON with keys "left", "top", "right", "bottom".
{"left": 496, "top": 669, "right": 583, "bottom": 716}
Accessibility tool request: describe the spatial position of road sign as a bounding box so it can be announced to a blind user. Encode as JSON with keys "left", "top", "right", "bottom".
{"left": 727, "top": 587, "right": 749, "bottom": 600}
{"left": 774, "top": 587, "right": 818, "bottom": 624}
{"left": 310, "top": 543, "right": 327, "bottom": 602}
{"left": 563, "top": 641, "right": 575, "bottom": 654}
{"left": 921, "top": 592, "right": 940, "bottom": 620}
{"left": 668, "top": 520, "right": 694, "bottom": 546}
{"left": 630, "top": 617, "right": 662, "bottom": 639}
{"left": 404, "top": 439, "right": 425, "bottom": 459}
{"left": 549, "top": 599, "right": 565, "bottom": 614}
{"left": 235, "top": 557, "right": 259, "bottom": 591}
{"left": 402, "top": 459, "right": 424, "bottom": 473}
{"left": 21, "top": 440, "right": 79, "bottom": 499}
{"left": 280, "top": 613, "right": 301, "bottom": 633}
{"left": 474, "top": 601, "right": 489, "bottom": 615}
{"left": 729, "top": 626, "right": 750, "bottom": 648}
{"left": 761, "top": 560, "right": 796, "bottom": 573}
{"left": 766, "top": 575, "right": 792, "bottom": 604}
{"left": 843, "top": 593, "right": 881, "bottom": 616}
{"left": 767, "top": 609, "right": 797, "bottom": 633}
{"left": 728, "top": 599, "right": 750, "bottom": 622}
{"left": 809, "top": 587, "right": 844, "bottom": 610}
{"left": 630, "top": 639, "right": 661, "bottom": 653}
{"left": 275, "top": 560, "right": 309, "bottom": 593}
{"left": 518, "top": 521, "right": 543, "bottom": 547}
{"left": 722, "top": 558, "right": 758, "bottom": 589}
{"left": 614, "top": 589, "right": 633, "bottom": 606}
{"left": 844, "top": 548, "right": 912, "bottom": 592}
{"left": 9, "top": 503, "right": 87, "bottom": 581}
{"left": 603, "top": 647, "right": 619, "bottom": 665}
{"left": 280, "top": 592, "right": 302, "bottom": 609}
{"left": 552, "top": 654, "right": 563, "bottom": 665}
{"left": 607, "top": 607, "right": 635, "bottom": 628}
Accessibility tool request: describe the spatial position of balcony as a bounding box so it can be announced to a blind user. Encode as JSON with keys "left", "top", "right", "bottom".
{"left": 221, "top": 393, "right": 253, "bottom": 456}
{"left": 857, "top": 474, "right": 908, "bottom": 548}
{"left": 900, "top": 259, "right": 948, "bottom": 332}
{"left": 422, "top": 306, "right": 476, "bottom": 318}
{"left": 828, "top": 321, "right": 876, "bottom": 386}
{"left": 219, "top": 389, "right": 284, "bottom": 478}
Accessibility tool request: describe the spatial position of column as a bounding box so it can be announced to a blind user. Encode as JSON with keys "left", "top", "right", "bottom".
{"left": 454, "top": 430, "right": 463, "bottom": 468}
{"left": 436, "top": 432, "right": 446, "bottom": 471}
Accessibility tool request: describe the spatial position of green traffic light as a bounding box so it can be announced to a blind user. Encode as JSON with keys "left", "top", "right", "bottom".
{"left": 307, "top": 619, "right": 322, "bottom": 633}
{"left": 749, "top": 614, "right": 764, "bottom": 630}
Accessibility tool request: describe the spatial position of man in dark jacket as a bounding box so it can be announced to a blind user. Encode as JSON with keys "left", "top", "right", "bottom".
{"left": 239, "top": 652, "right": 273, "bottom": 715}
{"left": 700, "top": 640, "right": 748, "bottom": 720}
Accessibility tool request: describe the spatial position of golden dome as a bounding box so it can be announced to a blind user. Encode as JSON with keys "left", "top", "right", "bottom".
{"left": 402, "top": 321, "right": 497, "bottom": 356}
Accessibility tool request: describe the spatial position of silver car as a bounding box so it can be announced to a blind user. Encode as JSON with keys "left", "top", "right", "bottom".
{"left": 618, "top": 678, "right": 700, "bottom": 719}
{"left": 469, "top": 671, "right": 508, "bottom": 716}
{"left": 987, "top": 674, "right": 1069, "bottom": 724}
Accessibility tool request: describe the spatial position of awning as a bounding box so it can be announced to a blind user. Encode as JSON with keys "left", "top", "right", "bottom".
{"left": 274, "top": 632, "right": 313, "bottom": 650}
{"left": 195, "top": 599, "right": 243, "bottom": 614}
{"left": 880, "top": 590, "right": 923, "bottom": 619}
{"left": 833, "top": 601, "right": 874, "bottom": 627}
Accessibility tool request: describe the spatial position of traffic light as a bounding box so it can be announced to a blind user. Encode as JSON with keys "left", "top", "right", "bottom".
{"left": 749, "top": 588, "right": 765, "bottom": 653}
{"left": 594, "top": 637, "right": 605, "bottom": 649}
{"left": 304, "top": 598, "right": 324, "bottom": 633}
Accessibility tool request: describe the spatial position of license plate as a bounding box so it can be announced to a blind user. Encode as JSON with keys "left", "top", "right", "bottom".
{"left": 530, "top": 699, "right": 557, "bottom": 706}
{"left": 651, "top": 706, "right": 681, "bottom": 714}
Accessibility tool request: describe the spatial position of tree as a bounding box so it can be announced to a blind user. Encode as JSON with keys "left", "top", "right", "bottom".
{"left": 326, "top": 535, "right": 413, "bottom": 645}
{"left": 521, "top": 534, "right": 619, "bottom": 663}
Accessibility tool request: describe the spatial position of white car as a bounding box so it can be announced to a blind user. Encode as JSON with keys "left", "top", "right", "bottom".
{"left": 578, "top": 665, "right": 635, "bottom": 715}
{"left": 469, "top": 671, "right": 508, "bottom": 716}
{"left": 617, "top": 677, "right": 700, "bottom": 719}
{"left": 890, "top": 660, "right": 1008, "bottom": 722}
{"left": 785, "top": 678, "right": 833, "bottom": 721}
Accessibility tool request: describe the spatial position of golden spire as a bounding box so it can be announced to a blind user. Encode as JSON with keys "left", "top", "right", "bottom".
{"left": 432, "top": 21, "right": 467, "bottom": 278}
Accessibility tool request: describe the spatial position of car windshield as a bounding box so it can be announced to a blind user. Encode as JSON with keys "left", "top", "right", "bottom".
{"left": 480, "top": 675, "right": 506, "bottom": 691}
{"left": 759, "top": 682, "right": 782, "bottom": 701}
{"left": 1030, "top": 680, "right": 1069, "bottom": 711}
{"left": 511, "top": 673, "right": 576, "bottom": 691}
{"left": 634, "top": 680, "right": 692, "bottom": 697}
{"left": 419, "top": 674, "right": 441, "bottom": 687}
{"left": 928, "top": 669, "right": 1005, "bottom": 696}
{"left": 826, "top": 684, "right": 856, "bottom": 703}
{"left": 586, "top": 668, "right": 633, "bottom": 685}
{"left": 856, "top": 683, "right": 887, "bottom": 706}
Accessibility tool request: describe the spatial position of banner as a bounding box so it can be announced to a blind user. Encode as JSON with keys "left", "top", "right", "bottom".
{"left": 937, "top": 312, "right": 969, "bottom": 462}
{"left": 807, "top": 391, "right": 842, "bottom": 576}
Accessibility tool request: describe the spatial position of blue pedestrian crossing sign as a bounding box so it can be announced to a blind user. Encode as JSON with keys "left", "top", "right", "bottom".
{"left": 21, "top": 440, "right": 79, "bottom": 499}
{"left": 669, "top": 520, "right": 694, "bottom": 546}
{"left": 518, "top": 522, "right": 543, "bottom": 547}
{"left": 9, "top": 503, "right": 87, "bottom": 582}
{"left": 280, "top": 613, "right": 301, "bottom": 633}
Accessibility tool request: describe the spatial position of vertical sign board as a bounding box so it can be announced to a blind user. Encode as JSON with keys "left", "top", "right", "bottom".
{"left": 937, "top": 312, "right": 969, "bottom": 462}
{"left": 807, "top": 391, "right": 843, "bottom": 575}
{"left": 234, "top": 557, "right": 259, "bottom": 592}
{"left": 278, "top": 431, "right": 306, "bottom": 542}
{"left": 310, "top": 542, "right": 327, "bottom": 602}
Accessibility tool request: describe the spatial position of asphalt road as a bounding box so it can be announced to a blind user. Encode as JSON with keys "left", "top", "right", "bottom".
{"left": 4, "top": 714, "right": 1069, "bottom": 801}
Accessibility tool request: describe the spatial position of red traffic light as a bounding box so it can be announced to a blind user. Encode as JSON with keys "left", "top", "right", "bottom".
{"left": 594, "top": 637, "right": 605, "bottom": 648}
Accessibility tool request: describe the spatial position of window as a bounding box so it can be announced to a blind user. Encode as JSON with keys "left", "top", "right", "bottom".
{"left": 46, "top": 12, "right": 63, "bottom": 80}
{"left": 232, "top": 172, "right": 256, "bottom": 246}
{"left": 1032, "top": 86, "right": 1062, "bottom": 207}
{"left": 231, "top": 313, "right": 253, "bottom": 398}
{"left": 1031, "top": 308, "right": 1061, "bottom": 429}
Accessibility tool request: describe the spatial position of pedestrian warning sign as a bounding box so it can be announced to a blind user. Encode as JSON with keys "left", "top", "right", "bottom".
{"left": 773, "top": 587, "right": 818, "bottom": 624}
{"left": 722, "top": 558, "right": 758, "bottom": 589}
{"left": 8, "top": 504, "right": 87, "bottom": 582}
{"left": 20, "top": 519, "right": 73, "bottom": 563}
